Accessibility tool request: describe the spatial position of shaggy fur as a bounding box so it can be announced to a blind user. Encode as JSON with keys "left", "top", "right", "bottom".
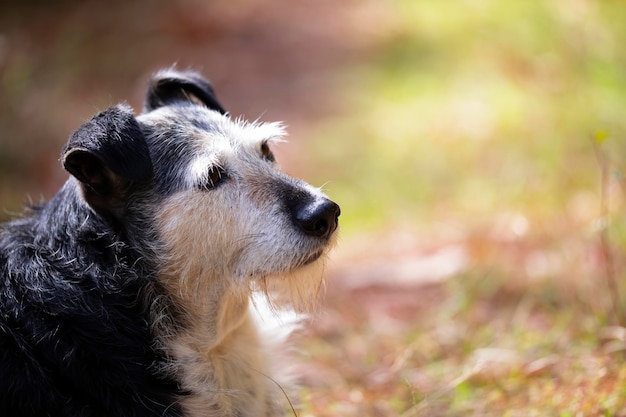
{"left": 0, "top": 68, "right": 340, "bottom": 417}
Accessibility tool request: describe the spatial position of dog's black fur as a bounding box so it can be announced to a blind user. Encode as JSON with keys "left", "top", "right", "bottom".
{"left": 0, "top": 70, "right": 232, "bottom": 417}
{"left": 0, "top": 183, "right": 182, "bottom": 416}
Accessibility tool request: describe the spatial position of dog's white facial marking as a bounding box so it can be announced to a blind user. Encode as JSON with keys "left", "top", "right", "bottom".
{"left": 146, "top": 108, "right": 337, "bottom": 416}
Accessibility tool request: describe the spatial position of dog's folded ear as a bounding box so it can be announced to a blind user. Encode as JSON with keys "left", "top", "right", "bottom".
{"left": 62, "top": 104, "right": 153, "bottom": 206}
{"left": 143, "top": 68, "right": 226, "bottom": 114}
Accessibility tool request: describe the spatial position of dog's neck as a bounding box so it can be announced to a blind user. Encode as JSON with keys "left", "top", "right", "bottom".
{"left": 155, "top": 266, "right": 279, "bottom": 417}
{"left": 157, "top": 261, "right": 254, "bottom": 347}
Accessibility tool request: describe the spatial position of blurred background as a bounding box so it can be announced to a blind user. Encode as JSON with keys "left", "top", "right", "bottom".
{"left": 2, "top": 1, "right": 626, "bottom": 415}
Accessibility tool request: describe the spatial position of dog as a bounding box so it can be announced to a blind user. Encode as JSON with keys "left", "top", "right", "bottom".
{"left": 0, "top": 68, "right": 340, "bottom": 417}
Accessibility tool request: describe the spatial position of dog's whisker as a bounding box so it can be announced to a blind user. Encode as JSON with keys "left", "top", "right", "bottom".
{"left": 318, "top": 180, "right": 332, "bottom": 191}
{"left": 250, "top": 367, "right": 299, "bottom": 417}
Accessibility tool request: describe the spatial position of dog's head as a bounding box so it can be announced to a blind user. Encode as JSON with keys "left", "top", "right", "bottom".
{"left": 62, "top": 68, "right": 339, "bottom": 310}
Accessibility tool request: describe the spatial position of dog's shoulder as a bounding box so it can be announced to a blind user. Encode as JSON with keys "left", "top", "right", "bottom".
{"left": 0, "top": 182, "right": 182, "bottom": 417}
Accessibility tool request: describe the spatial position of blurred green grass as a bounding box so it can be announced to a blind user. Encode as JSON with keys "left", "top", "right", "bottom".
{"left": 304, "top": 1, "right": 626, "bottom": 236}
{"left": 296, "top": 2, "right": 626, "bottom": 415}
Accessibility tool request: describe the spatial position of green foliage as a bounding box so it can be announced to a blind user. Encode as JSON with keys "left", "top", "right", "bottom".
{"left": 305, "top": 0, "right": 626, "bottom": 236}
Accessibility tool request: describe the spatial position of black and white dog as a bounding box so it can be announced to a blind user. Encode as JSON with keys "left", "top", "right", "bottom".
{"left": 0, "top": 69, "right": 339, "bottom": 417}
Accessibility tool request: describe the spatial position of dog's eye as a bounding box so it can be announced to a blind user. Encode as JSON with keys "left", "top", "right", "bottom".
{"left": 199, "top": 166, "right": 227, "bottom": 190}
{"left": 261, "top": 142, "right": 275, "bottom": 162}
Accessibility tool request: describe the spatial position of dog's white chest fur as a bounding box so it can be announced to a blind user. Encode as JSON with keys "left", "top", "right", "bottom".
{"left": 171, "top": 317, "right": 273, "bottom": 416}
{"left": 164, "top": 299, "right": 296, "bottom": 417}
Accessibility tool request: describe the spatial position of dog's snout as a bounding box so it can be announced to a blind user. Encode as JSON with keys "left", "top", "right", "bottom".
{"left": 295, "top": 198, "right": 340, "bottom": 239}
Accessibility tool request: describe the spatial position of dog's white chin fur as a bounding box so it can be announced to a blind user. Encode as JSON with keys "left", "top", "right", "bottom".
{"left": 243, "top": 255, "right": 329, "bottom": 412}
{"left": 252, "top": 248, "right": 330, "bottom": 314}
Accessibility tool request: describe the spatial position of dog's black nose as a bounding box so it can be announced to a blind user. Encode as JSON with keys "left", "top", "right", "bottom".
{"left": 295, "top": 198, "right": 340, "bottom": 239}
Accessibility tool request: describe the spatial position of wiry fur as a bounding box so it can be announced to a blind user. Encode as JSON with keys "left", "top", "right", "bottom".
{"left": 0, "top": 68, "right": 339, "bottom": 417}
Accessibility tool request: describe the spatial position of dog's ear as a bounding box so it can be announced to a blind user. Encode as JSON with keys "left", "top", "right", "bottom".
{"left": 143, "top": 68, "right": 226, "bottom": 114}
{"left": 62, "top": 104, "right": 153, "bottom": 209}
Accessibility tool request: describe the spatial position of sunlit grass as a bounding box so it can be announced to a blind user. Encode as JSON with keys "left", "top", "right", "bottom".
{"left": 297, "top": 265, "right": 626, "bottom": 416}
{"left": 305, "top": 0, "right": 626, "bottom": 236}
{"left": 296, "top": 0, "right": 626, "bottom": 415}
